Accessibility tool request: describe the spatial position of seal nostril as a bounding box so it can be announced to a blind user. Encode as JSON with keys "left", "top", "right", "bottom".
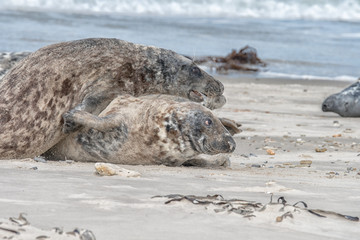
{"left": 322, "top": 104, "right": 328, "bottom": 111}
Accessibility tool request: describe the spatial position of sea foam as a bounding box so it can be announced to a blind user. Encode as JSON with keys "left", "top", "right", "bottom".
{"left": 1, "top": 0, "right": 360, "bottom": 22}
{"left": 257, "top": 71, "right": 358, "bottom": 82}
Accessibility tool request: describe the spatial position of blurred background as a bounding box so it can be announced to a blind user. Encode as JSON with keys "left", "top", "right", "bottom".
{"left": 0, "top": 0, "right": 359, "bottom": 80}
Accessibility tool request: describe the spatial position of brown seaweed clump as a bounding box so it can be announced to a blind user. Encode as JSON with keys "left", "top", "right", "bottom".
{"left": 194, "top": 46, "right": 266, "bottom": 73}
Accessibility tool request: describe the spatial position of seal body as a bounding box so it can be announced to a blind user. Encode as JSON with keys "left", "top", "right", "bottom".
{"left": 0, "top": 38, "right": 225, "bottom": 159}
{"left": 44, "top": 95, "right": 235, "bottom": 166}
{"left": 322, "top": 81, "right": 360, "bottom": 117}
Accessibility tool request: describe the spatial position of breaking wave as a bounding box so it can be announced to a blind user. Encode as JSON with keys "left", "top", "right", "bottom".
{"left": 1, "top": 0, "right": 360, "bottom": 21}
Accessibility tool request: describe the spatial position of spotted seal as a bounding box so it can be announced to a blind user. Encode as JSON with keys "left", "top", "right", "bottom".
{"left": 43, "top": 95, "right": 236, "bottom": 166}
{"left": 0, "top": 38, "right": 226, "bottom": 159}
{"left": 322, "top": 81, "right": 360, "bottom": 117}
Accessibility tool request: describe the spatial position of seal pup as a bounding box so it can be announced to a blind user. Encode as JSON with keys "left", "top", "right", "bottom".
{"left": 0, "top": 38, "right": 226, "bottom": 159}
{"left": 322, "top": 81, "right": 360, "bottom": 117}
{"left": 43, "top": 95, "right": 236, "bottom": 166}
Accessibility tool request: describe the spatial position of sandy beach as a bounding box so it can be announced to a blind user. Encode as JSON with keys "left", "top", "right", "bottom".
{"left": 1, "top": 76, "right": 359, "bottom": 239}
{"left": 1, "top": 1, "right": 360, "bottom": 239}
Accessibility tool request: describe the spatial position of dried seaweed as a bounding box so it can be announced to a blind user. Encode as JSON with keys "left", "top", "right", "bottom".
{"left": 0, "top": 213, "right": 97, "bottom": 239}
{"left": 192, "top": 46, "right": 266, "bottom": 73}
{"left": 154, "top": 194, "right": 359, "bottom": 222}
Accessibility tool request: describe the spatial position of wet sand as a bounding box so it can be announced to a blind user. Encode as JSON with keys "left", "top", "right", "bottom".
{"left": 1, "top": 77, "right": 359, "bottom": 239}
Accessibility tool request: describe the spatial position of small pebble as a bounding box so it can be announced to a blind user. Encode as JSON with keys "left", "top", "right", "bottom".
{"left": 251, "top": 164, "right": 262, "bottom": 168}
{"left": 266, "top": 149, "right": 275, "bottom": 155}
{"left": 343, "top": 128, "right": 353, "bottom": 133}
{"left": 332, "top": 134, "right": 342, "bottom": 138}
{"left": 299, "top": 160, "right": 312, "bottom": 167}
{"left": 315, "top": 147, "right": 327, "bottom": 152}
{"left": 282, "top": 162, "right": 293, "bottom": 166}
{"left": 346, "top": 167, "right": 357, "bottom": 173}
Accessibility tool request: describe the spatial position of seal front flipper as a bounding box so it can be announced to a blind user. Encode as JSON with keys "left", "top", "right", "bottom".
{"left": 62, "top": 110, "right": 123, "bottom": 133}
{"left": 219, "top": 118, "right": 242, "bottom": 136}
{"left": 182, "top": 154, "right": 231, "bottom": 168}
{"left": 62, "top": 110, "right": 81, "bottom": 133}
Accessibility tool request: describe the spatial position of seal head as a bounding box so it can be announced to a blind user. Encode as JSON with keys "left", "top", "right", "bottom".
{"left": 180, "top": 62, "right": 225, "bottom": 109}
{"left": 153, "top": 53, "right": 225, "bottom": 110}
{"left": 322, "top": 81, "right": 360, "bottom": 117}
{"left": 175, "top": 108, "right": 236, "bottom": 155}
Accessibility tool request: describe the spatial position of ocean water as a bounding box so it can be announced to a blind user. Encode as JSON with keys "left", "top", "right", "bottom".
{"left": 0, "top": 0, "right": 359, "bottom": 81}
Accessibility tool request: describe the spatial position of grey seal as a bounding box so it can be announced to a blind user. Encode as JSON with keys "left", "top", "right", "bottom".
{"left": 322, "top": 81, "right": 360, "bottom": 117}
{"left": 43, "top": 95, "right": 235, "bottom": 166}
{"left": 0, "top": 38, "right": 226, "bottom": 159}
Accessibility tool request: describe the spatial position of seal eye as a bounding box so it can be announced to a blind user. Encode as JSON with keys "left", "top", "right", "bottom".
{"left": 190, "top": 66, "right": 202, "bottom": 77}
{"left": 204, "top": 118, "right": 212, "bottom": 126}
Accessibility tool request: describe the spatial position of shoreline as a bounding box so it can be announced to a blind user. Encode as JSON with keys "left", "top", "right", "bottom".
{"left": 217, "top": 75, "right": 354, "bottom": 87}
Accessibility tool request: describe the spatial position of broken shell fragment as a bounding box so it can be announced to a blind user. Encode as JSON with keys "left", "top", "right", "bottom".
{"left": 315, "top": 148, "right": 327, "bottom": 152}
{"left": 94, "top": 163, "right": 140, "bottom": 177}
{"left": 332, "top": 134, "right": 342, "bottom": 138}
{"left": 299, "top": 160, "right": 312, "bottom": 167}
{"left": 266, "top": 149, "right": 275, "bottom": 155}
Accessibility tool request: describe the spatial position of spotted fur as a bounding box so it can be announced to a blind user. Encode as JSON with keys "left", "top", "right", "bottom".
{"left": 44, "top": 95, "right": 235, "bottom": 166}
{"left": 322, "top": 81, "right": 360, "bottom": 117}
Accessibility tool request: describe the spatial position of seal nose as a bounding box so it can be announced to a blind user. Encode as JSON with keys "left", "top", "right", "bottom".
{"left": 209, "top": 135, "right": 236, "bottom": 154}
{"left": 322, "top": 103, "right": 328, "bottom": 112}
{"left": 208, "top": 95, "right": 226, "bottom": 110}
{"left": 322, "top": 99, "right": 333, "bottom": 112}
